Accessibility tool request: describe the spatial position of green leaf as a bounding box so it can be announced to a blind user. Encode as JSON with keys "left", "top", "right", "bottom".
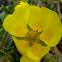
{"left": 8, "top": 5, "right": 14, "bottom": 13}
{"left": 3, "top": 48, "right": 8, "bottom": 53}
{"left": 44, "top": 2, "right": 49, "bottom": 7}
{"left": 43, "top": 54, "right": 56, "bottom": 62}
{"left": 9, "top": 0, "right": 15, "bottom": 5}
{"left": 1, "top": 55, "right": 10, "bottom": 62}
{"left": 0, "top": 18, "right": 3, "bottom": 26}
{"left": 1, "top": 6, "right": 7, "bottom": 12}
{"left": 48, "top": 3, "right": 56, "bottom": 10}
{"left": 3, "top": 34, "right": 13, "bottom": 49}
{"left": 0, "top": 12, "right": 8, "bottom": 21}
{"left": 0, "top": 29, "right": 5, "bottom": 42}
{"left": 8, "top": 45, "right": 22, "bottom": 62}
{"left": 1, "top": 5, "right": 12, "bottom": 14}
{"left": 0, "top": 52, "right": 5, "bottom": 57}
{"left": 28, "top": 0, "right": 32, "bottom": 4}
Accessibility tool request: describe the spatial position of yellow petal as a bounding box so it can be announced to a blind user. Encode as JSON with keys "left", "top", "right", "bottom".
{"left": 27, "top": 43, "right": 50, "bottom": 61}
{"left": 20, "top": 56, "right": 39, "bottom": 62}
{"left": 61, "top": 24, "right": 62, "bottom": 37}
{"left": 15, "top": 1, "right": 29, "bottom": 10}
{"left": 19, "top": 1, "right": 29, "bottom": 6}
{"left": 27, "top": 6, "right": 43, "bottom": 32}
{"left": 12, "top": 36, "right": 29, "bottom": 55}
{"left": 28, "top": 7, "right": 52, "bottom": 32}
{"left": 3, "top": 5, "right": 30, "bottom": 37}
{"left": 40, "top": 11, "right": 62, "bottom": 47}
{"left": 40, "top": 7, "right": 52, "bottom": 27}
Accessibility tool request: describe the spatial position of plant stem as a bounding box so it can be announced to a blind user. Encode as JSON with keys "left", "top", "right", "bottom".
{"left": 0, "top": 32, "right": 8, "bottom": 50}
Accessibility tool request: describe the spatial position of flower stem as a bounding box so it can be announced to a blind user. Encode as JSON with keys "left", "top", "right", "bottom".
{"left": 0, "top": 32, "right": 8, "bottom": 50}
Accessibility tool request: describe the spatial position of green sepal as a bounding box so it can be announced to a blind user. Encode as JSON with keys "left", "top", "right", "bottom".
{"left": 37, "top": 39, "right": 47, "bottom": 46}
{"left": 27, "top": 24, "right": 31, "bottom": 31}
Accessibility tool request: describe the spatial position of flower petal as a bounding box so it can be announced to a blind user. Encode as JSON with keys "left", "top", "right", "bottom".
{"left": 27, "top": 6, "right": 43, "bottom": 32}
{"left": 61, "top": 25, "right": 62, "bottom": 37}
{"left": 3, "top": 5, "right": 30, "bottom": 37}
{"left": 12, "top": 36, "right": 29, "bottom": 55}
{"left": 40, "top": 11, "right": 62, "bottom": 47}
{"left": 27, "top": 43, "right": 50, "bottom": 61}
{"left": 15, "top": 1, "right": 29, "bottom": 10}
{"left": 20, "top": 56, "right": 39, "bottom": 62}
{"left": 28, "top": 7, "right": 52, "bottom": 32}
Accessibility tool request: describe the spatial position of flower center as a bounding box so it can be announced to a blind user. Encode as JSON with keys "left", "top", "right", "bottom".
{"left": 26, "top": 30, "right": 39, "bottom": 43}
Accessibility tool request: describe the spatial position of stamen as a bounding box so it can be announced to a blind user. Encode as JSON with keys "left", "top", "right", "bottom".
{"left": 36, "top": 30, "right": 38, "bottom": 32}
{"left": 26, "top": 30, "right": 39, "bottom": 43}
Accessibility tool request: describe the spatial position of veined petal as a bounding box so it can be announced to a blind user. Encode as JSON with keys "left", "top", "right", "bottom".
{"left": 28, "top": 7, "right": 52, "bottom": 32}
{"left": 20, "top": 56, "right": 39, "bottom": 62}
{"left": 40, "top": 11, "right": 62, "bottom": 47}
{"left": 12, "top": 36, "right": 29, "bottom": 55}
{"left": 3, "top": 5, "right": 30, "bottom": 37}
{"left": 27, "top": 43, "right": 50, "bottom": 61}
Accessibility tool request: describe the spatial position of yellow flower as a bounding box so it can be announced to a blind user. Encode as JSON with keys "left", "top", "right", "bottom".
{"left": 3, "top": 1, "right": 62, "bottom": 62}
{"left": 20, "top": 56, "right": 39, "bottom": 62}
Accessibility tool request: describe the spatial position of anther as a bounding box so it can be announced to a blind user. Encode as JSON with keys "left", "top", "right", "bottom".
{"left": 36, "top": 30, "right": 38, "bottom": 32}
{"left": 31, "top": 29, "right": 33, "bottom": 30}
